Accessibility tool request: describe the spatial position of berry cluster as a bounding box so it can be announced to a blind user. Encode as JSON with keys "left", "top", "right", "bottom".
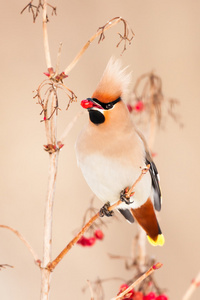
{"left": 77, "top": 229, "right": 104, "bottom": 247}
{"left": 117, "top": 284, "right": 168, "bottom": 300}
{"left": 127, "top": 101, "right": 144, "bottom": 113}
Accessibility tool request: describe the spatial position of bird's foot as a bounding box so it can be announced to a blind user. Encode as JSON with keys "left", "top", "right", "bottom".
{"left": 120, "top": 187, "right": 134, "bottom": 205}
{"left": 99, "top": 202, "right": 114, "bottom": 217}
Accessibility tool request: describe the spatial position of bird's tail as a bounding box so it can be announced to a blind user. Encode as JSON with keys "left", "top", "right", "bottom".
{"left": 131, "top": 198, "right": 165, "bottom": 246}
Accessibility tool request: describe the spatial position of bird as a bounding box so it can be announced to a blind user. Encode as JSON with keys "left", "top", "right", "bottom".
{"left": 75, "top": 58, "right": 164, "bottom": 246}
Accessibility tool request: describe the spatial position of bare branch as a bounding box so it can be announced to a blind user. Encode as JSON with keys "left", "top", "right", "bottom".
{"left": 111, "top": 263, "right": 163, "bottom": 300}
{"left": 182, "top": 271, "right": 200, "bottom": 300}
{"left": 43, "top": 0, "right": 52, "bottom": 69}
{"left": 47, "top": 166, "right": 149, "bottom": 271}
{"left": 0, "top": 225, "right": 40, "bottom": 266}
{"left": 126, "top": 164, "right": 150, "bottom": 198}
{"left": 0, "top": 264, "right": 14, "bottom": 270}
{"left": 35, "top": 78, "right": 76, "bottom": 128}
{"left": 21, "top": 1, "right": 56, "bottom": 23}
{"left": 64, "top": 17, "right": 134, "bottom": 75}
{"left": 55, "top": 43, "right": 63, "bottom": 75}
{"left": 40, "top": 151, "right": 59, "bottom": 300}
{"left": 87, "top": 280, "right": 95, "bottom": 300}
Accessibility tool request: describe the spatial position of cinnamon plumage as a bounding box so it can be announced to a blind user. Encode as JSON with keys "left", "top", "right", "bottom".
{"left": 76, "top": 58, "right": 164, "bottom": 246}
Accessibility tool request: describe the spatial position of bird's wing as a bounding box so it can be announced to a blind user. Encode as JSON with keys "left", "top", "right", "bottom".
{"left": 118, "top": 208, "right": 135, "bottom": 223}
{"left": 145, "top": 158, "right": 162, "bottom": 211}
{"left": 136, "top": 129, "right": 162, "bottom": 211}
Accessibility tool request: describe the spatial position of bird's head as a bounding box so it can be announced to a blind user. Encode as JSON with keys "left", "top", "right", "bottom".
{"left": 80, "top": 58, "right": 131, "bottom": 125}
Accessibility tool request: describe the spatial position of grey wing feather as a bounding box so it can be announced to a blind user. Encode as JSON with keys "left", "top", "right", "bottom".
{"left": 135, "top": 128, "right": 162, "bottom": 211}
{"left": 118, "top": 209, "right": 135, "bottom": 223}
{"left": 146, "top": 158, "right": 162, "bottom": 211}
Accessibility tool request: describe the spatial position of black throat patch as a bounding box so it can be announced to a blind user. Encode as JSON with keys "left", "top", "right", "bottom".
{"left": 89, "top": 110, "right": 105, "bottom": 124}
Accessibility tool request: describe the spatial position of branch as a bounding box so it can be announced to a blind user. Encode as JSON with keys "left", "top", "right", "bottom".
{"left": 47, "top": 166, "right": 149, "bottom": 271}
{"left": 182, "top": 271, "right": 200, "bottom": 300}
{"left": 0, "top": 225, "right": 40, "bottom": 265}
{"left": 137, "top": 226, "right": 147, "bottom": 272}
{"left": 126, "top": 165, "right": 150, "bottom": 198}
{"left": 40, "top": 151, "right": 59, "bottom": 300}
{"left": 87, "top": 280, "right": 95, "bottom": 300}
{"left": 64, "top": 17, "right": 134, "bottom": 75}
{"left": 43, "top": 0, "right": 52, "bottom": 69}
{"left": 48, "top": 212, "right": 99, "bottom": 271}
{"left": 111, "top": 263, "right": 163, "bottom": 300}
{"left": 0, "top": 264, "right": 14, "bottom": 270}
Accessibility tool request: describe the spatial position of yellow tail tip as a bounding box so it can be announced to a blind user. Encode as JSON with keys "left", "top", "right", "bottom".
{"left": 147, "top": 234, "right": 165, "bottom": 246}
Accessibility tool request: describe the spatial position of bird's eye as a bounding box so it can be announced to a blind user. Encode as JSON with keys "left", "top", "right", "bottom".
{"left": 105, "top": 103, "right": 113, "bottom": 109}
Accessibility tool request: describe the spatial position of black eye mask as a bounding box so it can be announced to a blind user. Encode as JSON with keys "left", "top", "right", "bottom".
{"left": 86, "top": 97, "right": 121, "bottom": 110}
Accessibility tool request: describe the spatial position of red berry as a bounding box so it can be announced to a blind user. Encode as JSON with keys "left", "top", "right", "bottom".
{"left": 127, "top": 104, "right": 133, "bottom": 112}
{"left": 77, "top": 236, "right": 87, "bottom": 246}
{"left": 134, "top": 101, "right": 144, "bottom": 112}
{"left": 94, "top": 229, "right": 104, "bottom": 240}
{"left": 77, "top": 236, "right": 96, "bottom": 247}
{"left": 144, "top": 292, "right": 156, "bottom": 300}
{"left": 81, "top": 99, "right": 94, "bottom": 109}
{"left": 87, "top": 237, "right": 96, "bottom": 246}
{"left": 118, "top": 284, "right": 134, "bottom": 299}
{"left": 119, "top": 284, "right": 129, "bottom": 292}
{"left": 156, "top": 295, "right": 168, "bottom": 300}
{"left": 132, "top": 291, "right": 143, "bottom": 300}
{"left": 118, "top": 283, "right": 129, "bottom": 295}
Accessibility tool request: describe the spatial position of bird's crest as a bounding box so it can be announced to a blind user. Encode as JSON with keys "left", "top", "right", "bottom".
{"left": 92, "top": 57, "right": 131, "bottom": 103}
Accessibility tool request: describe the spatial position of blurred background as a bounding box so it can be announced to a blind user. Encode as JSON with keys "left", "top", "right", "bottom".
{"left": 0, "top": 0, "right": 200, "bottom": 299}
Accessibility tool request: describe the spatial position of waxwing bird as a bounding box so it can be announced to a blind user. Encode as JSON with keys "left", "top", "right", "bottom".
{"left": 76, "top": 58, "right": 164, "bottom": 246}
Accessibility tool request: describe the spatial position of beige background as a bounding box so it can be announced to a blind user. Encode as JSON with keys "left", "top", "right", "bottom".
{"left": 1, "top": 0, "right": 200, "bottom": 299}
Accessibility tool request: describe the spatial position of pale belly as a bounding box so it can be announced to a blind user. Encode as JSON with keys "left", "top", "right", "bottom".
{"left": 78, "top": 153, "right": 152, "bottom": 209}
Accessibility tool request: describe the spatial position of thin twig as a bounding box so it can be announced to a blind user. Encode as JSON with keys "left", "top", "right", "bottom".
{"left": 111, "top": 263, "right": 163, "bottom": 300}
{"left": 50, "top": 91, "right": 57, "bottom": 145}
{"left": 40, "top": 151, "right": 59, "bottom": 300}
{"left": 40, "top": 3, "right": 58, "bottom": 298}
{"left": 47, "top": 166, "right": 149, "bottom": 271}
{"left": 137, "top": 226, "right": 147, "bottom": 272}
{"left": 48, "top": 212, "right": 99, "bottom": 271}
{"left": 64, "top": 17, "right": 134, "bottom": 74}
{"left": 182, "top": 271, "right": 200, "bottom": 300}
{"left": 43, "top": 0, "right": 52, "bottom": 69}
{"left": 148, "top": 79, "right": 157, "bottom": 151}
{"left": 64, "top": 18, "right": 120, "bottom": 75}
{"left": 55, "top": 43, "right": 63, "bottom": 75}
{"left": 87, "top": 280, "right": 95, "bottom": 300}
{"left": 0, "top": 225, "right": 40, "bottom": 265}
{"left": 126, "top": 164, "right": 150, "bottom": 198}
{"left": 0, "top": 264, "right": 14, "bottom": 270}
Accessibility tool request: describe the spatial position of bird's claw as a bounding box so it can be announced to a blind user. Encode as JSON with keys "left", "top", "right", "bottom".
{"left": 120, "top": 187, "right": 134, "bottom": 205}
{"left": 99, "top": 202, "right": 114, "bottom": 217}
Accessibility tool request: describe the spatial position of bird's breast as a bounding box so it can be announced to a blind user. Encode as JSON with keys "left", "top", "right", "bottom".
{"left": 76, "top": 122, "right": 151, "bottom": 209}
{"left": 77, "top": 152, "right": 151, "bottom": 209}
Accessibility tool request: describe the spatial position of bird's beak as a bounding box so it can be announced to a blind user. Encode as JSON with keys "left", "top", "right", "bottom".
{"left": 81, "top": 99, "right": 103, "bottom": 110}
